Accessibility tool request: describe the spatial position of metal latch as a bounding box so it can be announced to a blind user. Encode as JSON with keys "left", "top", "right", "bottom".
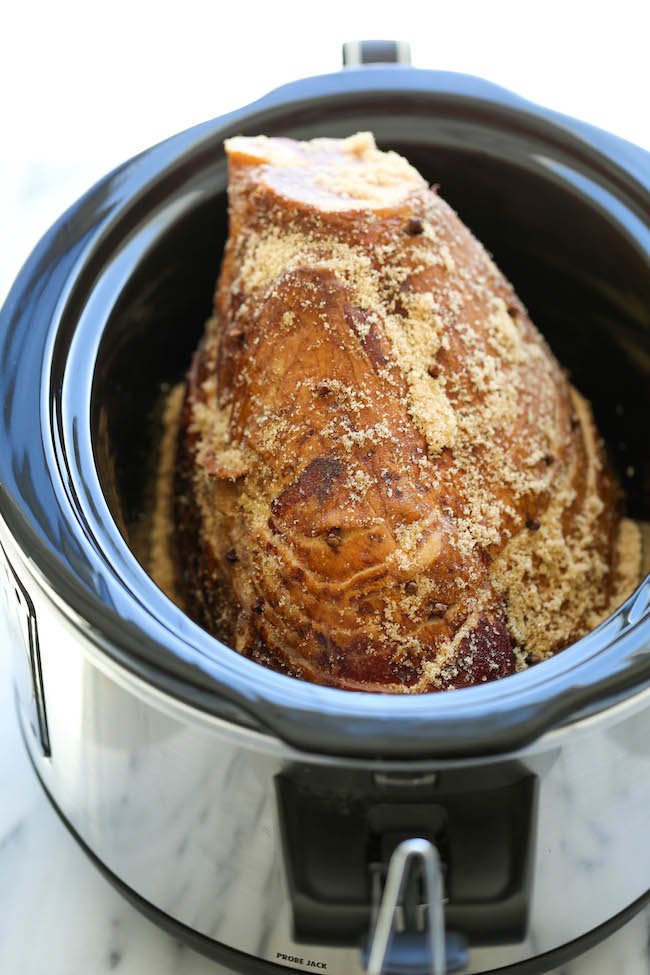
{"left": 364, "top": 838, "right": 468, "bottom": 975}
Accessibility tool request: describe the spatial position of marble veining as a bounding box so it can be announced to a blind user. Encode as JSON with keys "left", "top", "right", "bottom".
{"left": 1, "top": 635, "right": 649, "bottom": 975}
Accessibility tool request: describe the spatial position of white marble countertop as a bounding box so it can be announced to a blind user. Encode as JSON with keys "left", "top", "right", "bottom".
{"left": 0, "top": 636, "right": 648, "bottom": 975}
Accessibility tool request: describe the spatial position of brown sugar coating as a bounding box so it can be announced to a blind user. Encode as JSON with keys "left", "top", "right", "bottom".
{"left": 167, "top": 132, "right": 640, "bottom": 693}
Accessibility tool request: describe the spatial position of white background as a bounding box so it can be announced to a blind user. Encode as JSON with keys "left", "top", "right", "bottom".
{"left": 1, "top": 0, "right": 649, "bottom": 304}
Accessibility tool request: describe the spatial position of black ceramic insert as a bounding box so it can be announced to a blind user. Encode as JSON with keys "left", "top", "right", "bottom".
{"left": 1, "top": 65, "right": 649, "bottom": 757}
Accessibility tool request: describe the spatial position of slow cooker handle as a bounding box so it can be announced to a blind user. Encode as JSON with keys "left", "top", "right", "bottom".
{"left": 342, "top": 39, "right": 411, "bottom": 67}
{"left": 364, "top": 838, "right": 468, "bottom": 975}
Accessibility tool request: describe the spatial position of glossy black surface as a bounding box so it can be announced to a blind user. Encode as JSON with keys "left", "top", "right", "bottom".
{"left": 1, "top": 65, "right": 650, "bottom": 756}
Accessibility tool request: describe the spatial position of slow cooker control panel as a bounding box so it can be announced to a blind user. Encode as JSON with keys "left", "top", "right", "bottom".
{"left": 277, "top": 762, "right": 537, "bottom": 966}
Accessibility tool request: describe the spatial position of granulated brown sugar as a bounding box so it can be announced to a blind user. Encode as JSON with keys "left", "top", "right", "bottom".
{"left": 149, "top": 382, "right": 185, "bottom": 607}
{"left": 148, "top": 132, "right": 641, "bottom": 693}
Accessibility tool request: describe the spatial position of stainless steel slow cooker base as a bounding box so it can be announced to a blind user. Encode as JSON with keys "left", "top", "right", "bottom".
{"left": 15, "top": 734, "right": 650, "bottom": 975}
{"left": 2, "top": 43, "right": 650, "bottom": 975}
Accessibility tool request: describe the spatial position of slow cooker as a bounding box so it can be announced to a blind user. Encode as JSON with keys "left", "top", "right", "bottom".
{"left": 1, "top": 40, "right": 649, "bottom": 975}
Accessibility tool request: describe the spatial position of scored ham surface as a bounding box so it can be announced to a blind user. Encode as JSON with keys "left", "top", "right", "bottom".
{"left": 169, "top": 133, "right": 637, "bottom": 693}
